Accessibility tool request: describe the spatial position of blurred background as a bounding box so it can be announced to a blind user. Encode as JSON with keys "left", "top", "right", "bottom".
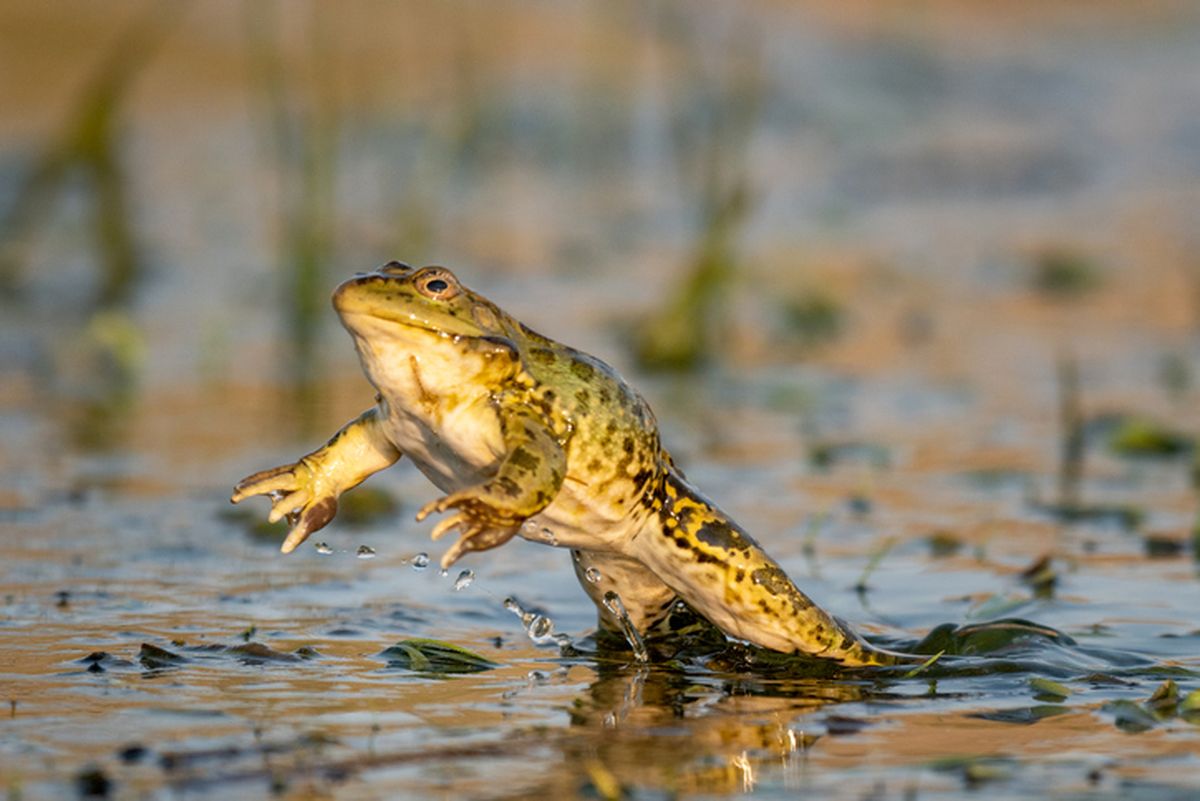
{"left": 3, "top": 1, "right": 1200, "bottom": 798}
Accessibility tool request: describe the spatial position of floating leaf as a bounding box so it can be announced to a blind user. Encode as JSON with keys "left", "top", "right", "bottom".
{"left": 1180, "top": 689, "right": 1200, "bottom": 721}
{"left": 379, "top": 638, "right": 498, "bottom": 674}
{"left": 138, "top": 643, "right": 186, "bottom": 670}
{"left": 972, "top": 705, "right": 1070, "bottom": 725}
{"left": 1146, "top": 679, "right": 1179, "bottom": 711}
{"left": 226, "top": 642, "right": 303, "bottom": 665}
{"left": 914, "top": 619, "right": 1071, "bottom": 656}
{"left": 1030, "top": 677, "right": 1072, "bottom": 700}
{"left": 1103, "top": 700, "right": 1159, "bottom": 733}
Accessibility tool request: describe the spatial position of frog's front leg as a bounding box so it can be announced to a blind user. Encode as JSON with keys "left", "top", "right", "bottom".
{"left": 417, "top": 409, "right": 567, "bottom": 569}
{"left": 231, "top": 408, "right": 401, "bottom": 553}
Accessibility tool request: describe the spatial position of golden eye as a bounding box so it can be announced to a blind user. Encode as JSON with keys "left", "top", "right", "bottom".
{"left": 414, "top": 268, "right": 459, "bottom": 300}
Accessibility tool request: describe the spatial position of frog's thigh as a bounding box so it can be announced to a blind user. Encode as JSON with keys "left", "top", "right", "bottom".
{"left": 571, "top": 550, "right": 677, "bottom": 633}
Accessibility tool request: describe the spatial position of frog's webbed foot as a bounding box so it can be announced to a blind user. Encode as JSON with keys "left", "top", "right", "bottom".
{"left": 231, "top": 408, "right": 401, "bottom": 555}
{"left": 416, "top": 491, "right": 522, "bottom": 569}
{"left": 232, "top": 460, "right": 339, "bottom": 553}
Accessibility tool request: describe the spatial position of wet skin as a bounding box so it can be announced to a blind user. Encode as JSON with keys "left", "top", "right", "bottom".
{"left": 233, "top": 262, "right": 897, "bottom": 666}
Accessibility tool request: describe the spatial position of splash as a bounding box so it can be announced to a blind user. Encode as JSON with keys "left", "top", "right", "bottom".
{"left": 602, "top": 591, "right": 649, "bottom": 663}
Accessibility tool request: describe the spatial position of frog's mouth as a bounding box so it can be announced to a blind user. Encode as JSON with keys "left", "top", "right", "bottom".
{"left": 333, "top": 276, "right": 439, "bottom": 335}
{"left": 332, "top": 273, "right": 484, "bottom": 342}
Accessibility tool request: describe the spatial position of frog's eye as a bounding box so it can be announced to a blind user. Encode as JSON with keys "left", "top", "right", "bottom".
{"left": 414, "top": 268, "right": 459, "bottom": 300}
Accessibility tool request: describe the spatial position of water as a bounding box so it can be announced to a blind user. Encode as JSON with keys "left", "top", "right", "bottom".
{"left": 601, "top": 591, "right": 650, "bottom": 663}
{"left": 2, "top": 2, "right": 1200, "bottom": 799}
{"left": 453, "top": 569, "right": 475, "bottom": 591}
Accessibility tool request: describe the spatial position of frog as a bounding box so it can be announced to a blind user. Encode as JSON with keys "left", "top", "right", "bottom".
{"left": 232, "top": 261, "right": 899, "bottom": 666}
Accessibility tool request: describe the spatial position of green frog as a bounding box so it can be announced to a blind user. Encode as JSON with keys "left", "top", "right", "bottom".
{"left": 232, "top": 262, "right": 897, "bottom": 666}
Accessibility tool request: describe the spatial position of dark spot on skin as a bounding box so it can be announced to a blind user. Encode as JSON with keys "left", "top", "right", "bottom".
{"left": 758, "top": 600, "right": 772, "bottom": 613}
{"left": 570, "top": 359, "right": 595, "bottom": 381}
{"left": 587, "top": 458, "right": 602, "bottom": 473}
{"left": 509, "top": 448, "right": 541, "bottom": 473}
{"left": 672, "top": 536, "right": 691, "bottom": 550}
{"left": 751, "top": 566, "right": 793, "bottom": 597}
{"left": 734, "top": 569, "right": 744, "bottom": 583}
{"left": 631, "top": 468, "right": 653, "bottom": 495}
{"left": 493, "top": 476, "right": 521, "bottom": 498}
{"left": 695, "top": 520, "right": 750, "bottom": 553}
{"left": 693, "top": 550, "right": 721, "bottom": 565}
{"left": 622, "top": 437, "right": 634, "bottom": 455}
{"left": 605, "top": 421, "right": 617, "bottom": 435}
{"left": 674, "top": 505, "right": 695, "bottom": 529}
{"left": 530, "top": 347, "right": 557, "bottom": 364}
{"left": 598, "top": 388, "right": 612, "bottom": 405}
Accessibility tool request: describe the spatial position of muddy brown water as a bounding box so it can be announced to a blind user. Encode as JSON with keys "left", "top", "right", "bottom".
{"left": 3, "top": 2, "right": 1200, "bottom": 799}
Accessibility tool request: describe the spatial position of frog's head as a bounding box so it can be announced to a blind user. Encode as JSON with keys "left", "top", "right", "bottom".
{"left": 333, "top": 261, "right": 521, "bottom": 401}
{"left": 334, "top": 262, "right": 510, "bottom": 338}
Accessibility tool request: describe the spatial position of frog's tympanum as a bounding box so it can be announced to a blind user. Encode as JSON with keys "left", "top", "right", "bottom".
{"left": 233, "top": 262, "right": 896, "bottom": 666}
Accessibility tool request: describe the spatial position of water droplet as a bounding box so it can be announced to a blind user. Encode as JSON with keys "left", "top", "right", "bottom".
{"left": 355, "top": 545, "right": 376, "bottom": 559}
{"left": 439, "top": 568, "right": 448, "bottom": 577}
{"left": 585, "top": 567, "right": 602, "bottom": 584}
{"left": 527, "top": 669, "right": 549, "bottom": 682}
{"left": 314, "top": 542, "right": 333, "bottom": 555}
{"left": 453, "top": 570, "right": 475, "bottom": 591}
{"left": 602, "top": 591, "right": 649, "bottom": 663}
{"left": 503, "top": 596, "right": 520, "bottom": 613}
{"left": 528, "top": 615, "right": 554, "bottom": 640}
{"left": 268, "top": 490, "right": 284, "bottom": 502}
{"left": 540, "top": 528, "right": 557, "bottom": 545}
{"left": 411, "top": 553, "right": 429, "bottom": 571}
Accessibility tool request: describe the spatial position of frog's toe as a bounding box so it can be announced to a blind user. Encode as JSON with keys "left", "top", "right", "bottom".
{"left": 429, "top": 512, "right": 467, "bottom": 541}
{"left": 438, "top": 526, "right": 518, "bottom": 569}
{"left": 232, "top": 464, "right": 302, "bottom": 503}
{"left": 415, "top": 496, "right": 449, "bottom": 523}
{"left": 267, "top": 489, "right": 310, "bottom": 524}
{"left": 279, "top": 497, "right": 338, "bottom": 554}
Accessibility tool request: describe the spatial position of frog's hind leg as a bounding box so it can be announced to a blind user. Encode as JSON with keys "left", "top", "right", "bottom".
{"left": 571, "top": 550, "right": 677, "bottom": 637}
